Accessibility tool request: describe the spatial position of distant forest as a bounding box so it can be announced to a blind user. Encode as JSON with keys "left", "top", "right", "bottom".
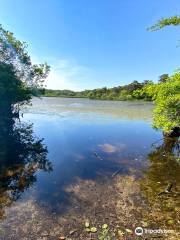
{"left": 40, "top": 74, "right": 169, "bottom": 101}
{"left": 40, "top": 80, "right": 152, "bottom": 100}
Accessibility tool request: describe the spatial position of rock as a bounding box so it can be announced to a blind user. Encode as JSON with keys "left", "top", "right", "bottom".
{"left": 109, "top": 213, "right": 116, "bottom": 218}
{"left": 69, "top": 229, "right": 77, "bottom": 235}
{"left": 175, "top": 207, "right": 180, "bottom": 212}
{"left": 42, "top": 231, "right": 49, "bottom": 236}
{"left": 59, "top": 236, "right": 66, "bottom": 240}
{"left": 117, "top": 230, "right": 124, "bottom": 236}
{"left": 125, "top": 228, "right": 132, "bottom": 234}
{"left": 141, "top": 221, "right": 148, "bottom": 227}
{"left": 85, "top": 221, "right": 90, "bottom": 228}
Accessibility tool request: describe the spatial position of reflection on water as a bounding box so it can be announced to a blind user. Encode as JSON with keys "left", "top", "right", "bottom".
{"left": 22, "top": 100, "right": 157, "bottom": 215}
{"left": 0, "top": 98, "right": 179, "bottom": 239}
{"left": 0, "top": 114, "right": 52, "bottom": 219}
{"left": 140, "top": 137, "right": 180, "bottom": 228}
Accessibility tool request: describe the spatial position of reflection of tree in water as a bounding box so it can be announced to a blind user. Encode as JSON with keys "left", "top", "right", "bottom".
{"left": 0, "top": 115, "right": 52, "bottom": 219}
{"left": 140, "top": 136, "right": 180, "bottom": 226}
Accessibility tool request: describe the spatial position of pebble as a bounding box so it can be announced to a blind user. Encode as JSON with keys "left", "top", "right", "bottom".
{"left": 59, "top": 236, "right": 66, "bottom": 240}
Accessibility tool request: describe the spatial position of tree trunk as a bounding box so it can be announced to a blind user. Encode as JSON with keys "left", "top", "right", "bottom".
{"left": 163, "top": 127, "right": 180, "bottom": 138}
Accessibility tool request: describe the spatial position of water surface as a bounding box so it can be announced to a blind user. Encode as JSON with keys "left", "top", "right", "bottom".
{"left": 0, "top": 97, "right": 179, "bottom": 240}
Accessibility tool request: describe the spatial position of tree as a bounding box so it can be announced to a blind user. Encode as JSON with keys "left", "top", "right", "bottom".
{"left": 142, "top": 71, "right": 180, "bottom": 136}
{"left": 143, "top": 80, "right": 153, "bottom": 85}
{"left": 0, "top": 63, "right": 31, "bottom": 115}
{"left": 148, "top": 15, "right": 180, "bottom": 31}
{"left": 158, "top": 74, "right": 169, "bottom": 83}
{"left": 147, "top": 15, "right": 180, "bottom": 137}
{"left": 0, "top": 25, "right": 50, "bottom": 115}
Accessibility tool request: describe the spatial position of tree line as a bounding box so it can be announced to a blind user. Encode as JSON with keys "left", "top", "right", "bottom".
{"left": 40, "top": 75, "right": 170, "bottom": 101}
{"left": 41, "top": 71, "right": 180, "bottom": 137}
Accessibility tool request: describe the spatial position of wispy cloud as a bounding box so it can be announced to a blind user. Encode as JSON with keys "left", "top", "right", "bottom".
{"left": 31, "top": 56, "right": 91, "bottom": 90}
{"left": 44, "top": 57, "right": 91, "bottom": 91}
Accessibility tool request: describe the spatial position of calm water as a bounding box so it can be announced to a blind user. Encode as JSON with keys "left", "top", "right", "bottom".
{"left": 0, "top": 97, "right": 179, "bottom": 239}
{"left": 22, "top": 98, "right": 157, "bottom": 208}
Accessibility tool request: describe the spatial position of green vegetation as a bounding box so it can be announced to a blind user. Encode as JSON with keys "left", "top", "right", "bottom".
{"left": 41, "top": 80, "right": 153, "bottom": 101}
{"left": 146, "top": 15, "right": 180, "bottom": 136}
{"left": 42, "top": 69, "right": 180, "bottom": 137}
{"left": 0, "top": 63, "right": 31, "bottom": 115}
{"left": 135, "top": 71, "right": 180, "bottom": 135}
{"left": 98, "top": 224, "right": 114, "bottom": 240}
{"left": 148, "top": 15, "right": 180, "bottom": 31}
{"left": 84, "top": 222, "right": 132, "bottom": 239}
{"left": 0, "top": 25, "right": 50, "bottom": 117}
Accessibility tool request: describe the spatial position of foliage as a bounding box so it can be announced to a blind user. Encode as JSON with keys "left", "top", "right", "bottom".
{"left": 0, "top": 24, "right": 50, "bottom": 88}
{"left": 0, "top": 24, "right": 50, "bottom": 114}
{"left": 141, "top": 71, "right": 180, "bottom": 134}
{"left": 158, "top": 74, "right": 169, "bottom": 83}
{"left": 84, "top": 222, "right": 114, "bottom": 240}
{"left": 0, "top": 63, "right": 31, "bottom": 115}
{"left": 148, "top": 15, "right": 180, "bottom": 31}
{"left": 147, "top": 15, "right": 180, "bottom": 135}
{"left": 98, "top": 224, "right": 114, "bottom": 240}
{"left": 41, "top": 80, "right": 153, "bottom": 101}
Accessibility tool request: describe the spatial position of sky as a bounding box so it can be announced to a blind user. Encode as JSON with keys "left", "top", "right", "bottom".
{"left": 0, "top": 0, "right": 180, "bottom": 90}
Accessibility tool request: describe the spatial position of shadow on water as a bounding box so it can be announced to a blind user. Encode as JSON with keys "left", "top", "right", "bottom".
{"left": 0, "top": 114, "right": 53, "bottom": 219}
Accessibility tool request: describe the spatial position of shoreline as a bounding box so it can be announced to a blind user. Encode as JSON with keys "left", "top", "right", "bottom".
{"left": 40, "top": 95, "right": 152, "bottom": 103}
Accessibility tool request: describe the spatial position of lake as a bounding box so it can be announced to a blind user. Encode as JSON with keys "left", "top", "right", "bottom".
{"left": 0, "top": 97, "right": 179, "bottom": 239}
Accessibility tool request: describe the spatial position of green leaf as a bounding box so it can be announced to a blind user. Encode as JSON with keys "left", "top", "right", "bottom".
{"left": 167, "top": 219, "right": 174, "bottom": 225}
{"left": 102, "top": 224, "right": 108, "bottom": 229}
{"left": 90, "top": 227, "right": 97, "bottom": 233}
{"left": 85, "top": 228, "right": 91, "bottom": 232}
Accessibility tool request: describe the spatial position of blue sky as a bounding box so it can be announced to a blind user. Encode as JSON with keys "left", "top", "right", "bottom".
{"left": 0, "top": 0, "right": 180, "bottom": 90}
